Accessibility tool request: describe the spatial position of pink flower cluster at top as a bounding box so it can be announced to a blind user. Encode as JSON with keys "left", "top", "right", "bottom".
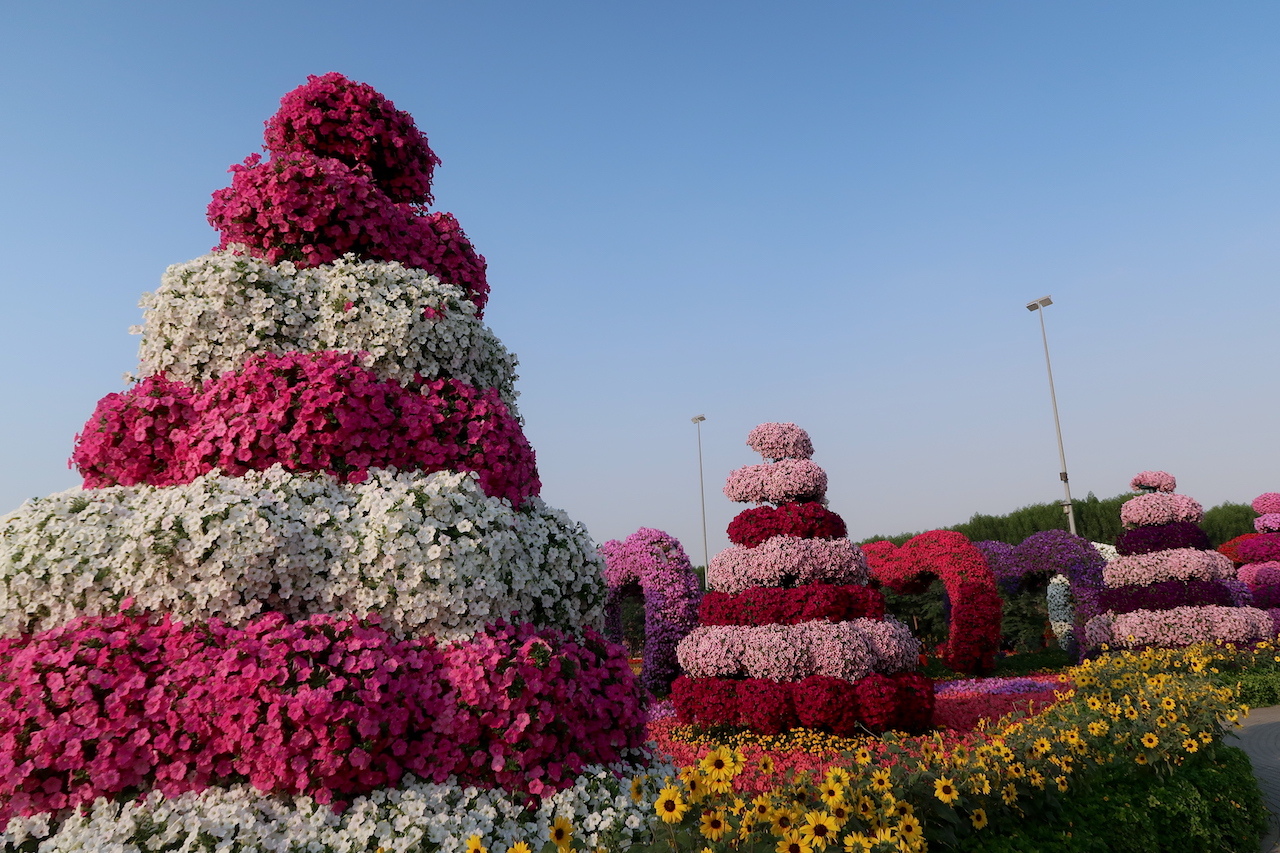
{"left": 1088, "top": 605, "right": 1273, "bottom": 649}
{"left": 722, "top": 459, "right": 827, "bottom": 505}
{"left": 675, "top": 619, "right": 919, "bottom": 683}
{"left": 705, "top": 537, "right": 868, "bottom": 595}
{"left": 863, "top": 531, "right": 1002, "bottom": 675}
{"left": 745, "top": 422, "right": 813, "bottom": 462}
{"left": 0, "top": 612, "right": 643, "bottom": 821}
{"left": 207, "top": 73, "right": 489, "bottom": 314}
{"left": 1130, "top": 470, "right": 1177, "bottom": 493}
{"left": 1119, "top": 492, "right": 1205, "bottom": 528}
{"left": 72, "top": 351, "right": 539, "bottom": 507}
{"left": 1102, "top": 548, "right": 1235, "bottom": 588}
{"left": 1254, "top": 493, "right": 1280, "bottom": 515}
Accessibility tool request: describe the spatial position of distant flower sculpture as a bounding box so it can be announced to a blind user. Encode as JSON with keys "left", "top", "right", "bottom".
{"left": 672, "top": 423, "right": 932, "bottom": 735}
{"left": 598, "top": 528, "right": 703, "bottom": 696}
{"left": 1084, "top": 472, "right": 1271, "bottom": 650}
{"left": 1235, "top": 493, "right": 1280, "bottom": 624}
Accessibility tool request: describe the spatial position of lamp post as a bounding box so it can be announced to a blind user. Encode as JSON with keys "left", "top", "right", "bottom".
{"left": 1026, "top": 296, "right": 1077, "bottom": 535}
{"left": 691, "top": 415, "right": 709, "bottom": 571}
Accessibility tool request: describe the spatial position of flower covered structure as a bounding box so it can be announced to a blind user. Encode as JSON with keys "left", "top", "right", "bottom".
{"left": 1083, "top": 472, "right": 1271, "bottom": 651}
{"left": 1234, "top": 492, "right": 1280, "bottom": 627}
{"left": 598, "top": 528, "right": 703, "bottom": 696}
{"left": 672, "top": 424, "right": 932, "bottom": 736}
{"left": 0, "top": 74, "right": 652, "bottom": 846}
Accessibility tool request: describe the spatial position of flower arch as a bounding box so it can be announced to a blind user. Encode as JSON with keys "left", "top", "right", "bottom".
{"left": 862, "top": 530, "right": 1002, "bottom": 675}
{"left": 598, "top": 528, "right": 703, "bottom": 696}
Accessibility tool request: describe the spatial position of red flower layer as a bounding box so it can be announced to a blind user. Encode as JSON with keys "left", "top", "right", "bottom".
{"left": 72, "top": 351, "right": 538, "bottom": 507}
{"left": 726, "top": 504, "right": 848, "bottom": 548}
{"left": 0, "top": 613, "right": 643, "bottom": 821}
{"left": 931, "top": 689, "right": 1063, "bottom": 732}
{"left": 698, "top": 584, "right": 885, "bottom": 627}
{"left": 207, "top": 153, "right": 488, "bottom": 314}
{"left": 670, "top": 672, "right": 934, "bottom": 736}
{"left": 1219, "top": 533, "right": 1261, "bottom": 565}
{"left": 862, "top": 531, "right": 1002, "bottom": 675}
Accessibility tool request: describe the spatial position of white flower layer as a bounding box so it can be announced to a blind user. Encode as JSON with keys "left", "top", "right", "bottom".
{"left": 130, "top": 250, "right": 519, "bottom": 412}
{"left": 2, "top": 752, "right": 674, "bottom": 853}
{"left": 0, "top": 467, "right": 604, "bottom": 641}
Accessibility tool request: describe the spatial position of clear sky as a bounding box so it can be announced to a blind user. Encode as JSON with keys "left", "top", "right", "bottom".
{"left": 2, "top": 2, "right": 1277, "bottom": 564}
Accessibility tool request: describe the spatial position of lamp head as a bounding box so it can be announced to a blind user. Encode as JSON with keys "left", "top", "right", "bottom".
{"left": 691, "top": 415, "right": 706, "bottom": 424}
{"left": 1026, "top": 296, "right": 1053, "bottom": 312}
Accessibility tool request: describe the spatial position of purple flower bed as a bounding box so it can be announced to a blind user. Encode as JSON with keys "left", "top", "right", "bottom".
{"left": 1115, "top": 521, "right": 1211, "bottom": 556}
{"left": 1097, "top": 579, "right": 1235, "bottom": 614}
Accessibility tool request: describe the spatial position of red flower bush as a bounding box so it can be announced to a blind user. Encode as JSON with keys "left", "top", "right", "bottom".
{"left": 0, "top": 612, "right": 643, "bottom": 820}
{"left": 71, "top": 374, "right": 195, "bottom": 488}
{"left": 264, "top": 72, "right": 439, "bottom": 205}
{"left": 698, "top": 584, "right": 885, "bottom": 627}
{"left": 1219, "top": 533, "right": 1261, "bottom": 565}
{"left": 932, "top": 688, "right": 1062, "bottom": 732}
{"left": 862, "top": 530, "right": 1002, "bottom": 675}
{"left": 670, "top": 672, "right": 933, "bottom": 735}
{"left": 726, "top": 503, "right": 847, "bottom": 548}
{"left": 72, "top": 351, "right": 539, "bottom": 507}
{"left": 1238, "top": 534, "right": 1280, "bottom": 565}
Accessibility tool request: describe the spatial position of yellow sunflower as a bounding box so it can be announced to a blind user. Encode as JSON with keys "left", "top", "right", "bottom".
{"left": 700, "top": 747, "right": 735, "bottom": 782}
{"left": 776, "top": 829, "right": 814, "bottom": 853}
{"left": 898, "top": 813, "right": 924, "bottom": 844}
{"left": 770, "top": 807, "right": 798, "bottom": 837}
{"left": 508, "top": 844, "right": 532, "bottom": 853}
{"left": 630, "top": 775, "right": 646, "bottom": 803}
{"left": 759, "top": 754, "right": 777, "bottom": 775}
{"left": 700, "top": 809, "right": 729, "bottom": 842}
{"left": 825, "top": 766, "right": 852, "bottom": 787}
{"left": 464, "top": 835, "right": 487, "bottom": 853}
{"left": 933, "top": 776, "right": 959, "bottom": 805}
{"left": 971, "top": 807, "right": 989, "bottom": 830}
{"left": 548, "top": 816, "right": 573, "bottom": 850}
{"left": 853, "top": 747, "right": 872, "bottom": 766}
{"left": 655, "top": 786, "right": 689, "bottom": 824}
{"left": 1142, "top": 733, "right": 1159, "bottom": 749}
{"left": 799, "top": 811, "right": 839, "bottom": 848}
{"left": 869, "top": 768, "right": 892, "bottom": 793}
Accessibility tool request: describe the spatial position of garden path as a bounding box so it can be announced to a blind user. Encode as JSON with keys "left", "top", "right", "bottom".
{"left": 1235, "top": 704, "right": 1280, "bottom": 853}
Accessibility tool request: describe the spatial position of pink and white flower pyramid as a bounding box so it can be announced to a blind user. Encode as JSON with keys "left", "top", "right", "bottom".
{"left": 672, "top": 423, "right": 933, "bottom": 736}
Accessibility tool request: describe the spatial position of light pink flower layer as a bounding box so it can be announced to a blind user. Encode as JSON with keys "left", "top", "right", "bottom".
{"left": 1238, "top": 562, "right": 1280, "bottom": 586}
{"left": 1256, "top": 514, "right": 1280, "bottom": 534}
{"left": 1253, "top": 493, "right": 1280, "bottom": 515}
{"left": 1103, "top": 548, "right": 1233, "bottom": 588}
{"left": 722, "top": 459, "right": 827, "bottom": 504}
{"left": 675, "top": 618, "right": 919, "bottom": 682}
{"left": 1119, "top": 492, "right": 1204, "bottom": 527}
{"left": 1085, "top": 605, "right": 1272, "bottom": 649}
{"left": 745, "top": 423, "right": 814, "bottom": 462}
{"left": 1130, "top": 470, "right": 1176, "bottom": 493}
{"left": 705, "top": 536, "right": 868, "bottom": 594}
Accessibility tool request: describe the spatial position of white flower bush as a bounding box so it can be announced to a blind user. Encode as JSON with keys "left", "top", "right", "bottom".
{"left": 129, "top": 250, "right": 519, "bottom": 412}
{"left": 2, "top": 753, "right": 674, "bottom": 853}
{"left": 0, "top": 467, "right": 605, "bottom": 641}
{"left": 1046, "top": 573, "right": 1075, "bottom": 648}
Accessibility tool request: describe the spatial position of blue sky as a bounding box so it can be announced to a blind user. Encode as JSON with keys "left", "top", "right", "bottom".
{"left": 2, "top": 2, "right": 1277, "bottom": 562}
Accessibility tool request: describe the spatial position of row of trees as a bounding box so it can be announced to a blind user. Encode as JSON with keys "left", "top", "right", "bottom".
{"left": 859, "top": 493, "right": 1257, "bottom": 548}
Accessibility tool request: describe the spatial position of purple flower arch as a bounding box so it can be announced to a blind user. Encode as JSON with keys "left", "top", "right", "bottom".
{"left": 598, "top": 528, "right": 703, "bottom": 696}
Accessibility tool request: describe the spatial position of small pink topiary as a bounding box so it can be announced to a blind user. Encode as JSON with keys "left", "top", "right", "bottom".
{"left": 1253, "top": 493, "right": 1280, "bottom": 515}
{"left": 745, "top": 422, "right": 813, "bottom": 461}
{"left": 1130, "top": 470, "right": 1177, "bottom": 493}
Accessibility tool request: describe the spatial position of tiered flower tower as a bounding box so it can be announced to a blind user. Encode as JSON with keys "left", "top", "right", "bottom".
{"left": 1083, "top": 471, "right": 1271, "bottom": 651}
{"left": 0, "top": 74, "right": 659, "bottom": 850}
{"left": 672, "top": 423, "right": 933, "bottom": 736}
{"left": 1236, "top": 492, "right": 1280, "bottom": 631}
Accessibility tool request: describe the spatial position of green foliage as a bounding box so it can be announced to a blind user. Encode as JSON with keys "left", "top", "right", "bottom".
{"left": 1202, "top": 502, "right": 1257, "bottom": 547}
{"left": 882, "top": 579, "right": 949, "bottom": 650}
{"left": 1001, "top": 579, "right": 1052, "bottom": 653}
{"left": 957, "top": 746, "right": 1266, "bottom": 852}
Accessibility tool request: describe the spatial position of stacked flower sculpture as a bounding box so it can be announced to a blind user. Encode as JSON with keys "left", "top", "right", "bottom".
{"left": 0, "top": 74, "right": 661, "bottom": 850}
{"left": 672, "top": 423, "right": 933, "bottom": 736}
{"left": 599, "top": 528, "right": 703, "bottom": 696}
{"left": 1084, "top": 471, "right": 1271, "bottom": 650}
{"left": 1236, "top": 493, "right": 1280, "bottom": 627}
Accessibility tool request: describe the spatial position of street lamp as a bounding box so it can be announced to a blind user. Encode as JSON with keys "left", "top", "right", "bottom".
{"left": 691, "top": 415, "right": 709, "bottom": 571}
{"left": 1026, "top": 296, "right": 1077, "bottom": 535}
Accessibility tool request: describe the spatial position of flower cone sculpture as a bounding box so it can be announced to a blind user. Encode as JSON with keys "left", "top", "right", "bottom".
{"left": 672, "top": 423, "right": 933, "bottom": 735}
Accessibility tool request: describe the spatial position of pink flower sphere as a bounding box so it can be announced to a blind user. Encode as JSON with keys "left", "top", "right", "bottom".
{"left": 1130, "top": 470, "right": 1177, "bottom": 493}
{"left": 1256, "top": 514, "right": 1280, "bottom": 534}
{"left": 1253, "top": 493, "right": 1280, "bottom": 515}
{"left": 746, "top": 422, "right": 814, "bottom": 461}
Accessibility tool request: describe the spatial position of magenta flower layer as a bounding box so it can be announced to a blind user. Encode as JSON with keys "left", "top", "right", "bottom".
{"left": 72, "top": 351, "right": 538, "bottom": 507}
{"left": 263, "top": 72, "right": 439, "bottom": 206}
{"left": 722, "top": 459, "right": 827, "bottom": 505}
{"left": 1130, "top": 470, "right": 1176, "bottom": 493}
{"left": 698, "top": 584, "right": 885, "bottom": 626}
{"left": 726, "top": 503, "right": 847, "bottom": 548}
{"left": 1238, "top": 534, "right": 1280, "bottom": 565}
{"left": 675, "top": 618, "right": 919, "bottom": 683}
{"left": 1254, "top": 493, "right": 1280, "bottom": 515}
{"left": 0, "top": 612, "right": 643, "bottom": 821}
{"left": 1119, "top": 492, "right": 1205, "bottom": 528}
{"left": 1114, "top": 521, "right": 1210, "bottom": 557}
{"left": 1086, "top": 605, "right": 1273, "bottom": 650}
{"left": 1257, "top": 514, "right": 1280, "bottom": 534}
{"left": 1097, "top": 579, "right": 1236, "bottom": 614}
{"left": 670, "top": 672, "right": 934, "bottom": 736}
{"left": 705, "top": 536, "right": 868, "bottom": 594}
{"left": 1102, "top": 548, "right": 1234, "bottom": 588}
{"left": 745, "top": 422, "right": 813, "bottom": 462}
